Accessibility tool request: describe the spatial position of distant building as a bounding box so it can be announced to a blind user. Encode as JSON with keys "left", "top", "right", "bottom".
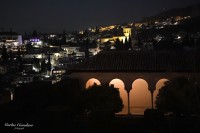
{"left": 29, "top": 38, "right": 43, "bottom": 48}
{"left": 100, "top": 27, "right": 131, "bottom": 44}
{"left": 17, "top": 74, "right": 34, "bottom": 84}
{"left": 52, "top": 68, "right": 66, "bottom": 76}
{"left": 61, "top": 44, "right": 100, "bottom": 59}
{"left": 0, "top": 32, "right": 23, "bottom": 48}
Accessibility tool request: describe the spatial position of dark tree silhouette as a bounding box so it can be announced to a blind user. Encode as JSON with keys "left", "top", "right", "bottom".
{"left": 40, "top": 59, "right": 46, "bottom": 73}
{"left": 62, "top": 30, "right": 67, "bottom": 47}
{"left": 1, "top": 44, "right": 8, "bottom": 64}
{"left": 26, "top": 42, "right": 33, "bottom": 52}
{"left": 14, "top": 81, "right": 54, "bottom": 112}
{"left": 17, "top": 47, "right": 23, "bottom": 72}
{"left": 17, "top": 47, "right": 22, "bottom": 62}
{"left": 91, "top": 40, "right": 97, "bottom": 47}
{"left": 84, "top": 39, "right": 90, "bottom": 59}
{"left": 115, "top": 38, "right": 121, "bottom": 50}
{"left": 46, "top": 54, "right": 51, "bottom": 72}
{"left": 124, "top": 37, "right": 128, "bottom": 50}
{"left": 128, "top": 34, "right": 132, "bottom": 50}
{"left": 83, "top": 83, "right": 123, "bottom": 118}
{"left": 8, "top": 50, "right": 13, "bottom": 62}
{"left": 137, "top": 36, "right": 143, "bottom": 48}
{"left": 156, "top": 77, "right": 200, "bottom": 116}
{"left": 32, "top": 30, "right": 38, "bottom": 38}
{"left": 83, "top": 29, "right": 89, "bottom": 37}
{"left": 52, "top": 78, "right": 82, "bottom": 115}
{"left": 95, "top": 27, "right": 99, "bottom": 34}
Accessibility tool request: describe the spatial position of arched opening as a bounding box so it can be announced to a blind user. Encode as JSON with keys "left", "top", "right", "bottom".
{"left": 109, "top": 79, "right": 127, "bottom": 114}
{"left": 85, "top": 78, "right": 101, "bottom": 89}
{"left": 130, "top": 79, "right": 151, "bottom": 115}
{"left": 154, "top": 79, "right": 169, "bottom": 108}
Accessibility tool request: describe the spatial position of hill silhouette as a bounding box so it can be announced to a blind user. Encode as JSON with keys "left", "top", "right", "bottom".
{"left": 143, "top": 3, "right": 200, "bottom": 21}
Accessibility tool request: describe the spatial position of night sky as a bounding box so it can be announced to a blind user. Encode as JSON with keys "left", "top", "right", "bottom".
{"left": 0, "top": 0, "right": 199, "bottom": 33}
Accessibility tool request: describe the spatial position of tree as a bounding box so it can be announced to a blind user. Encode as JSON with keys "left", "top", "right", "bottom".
{"left": 52, "top": 78, "right": 82, "bottom": 115}
{"left": 115, "top": 38, "right": 121, "bottom": 50}
{"left": 128, "top": 34, "right": 132, "bottom": 50}
{"left": 83, "top": 29, "right": 89, "bottom": 37}
{"left": 62, "top": 30, "right": 67, "bottom": 47}
{"left": 26, "top": 42, "right": 33, "bottom": 52}
{"left": 17, "top": 47, "right": 22, "bottom": 62}
{"left": 17, "top": 47, "right": 23, "bottom": 72}
{"left": 84, "top": 39, "right": 90, "bottom": 59}
{"left": 137, "top": 36, "right": 143, "bottom": 48}
{"left": 14, "top": 81, "right": 54, "bottom": 112}
{"left": 82, "top": 83, "right": 123, "bottom": 117}
{"left": 40, "top": 59, "right": 46, "bottom": 73}
{"left": 8, "top": 50, "right": 13, "bottom": 62}
{"left": 124, "top": 37, "right": 128, "bottom": 50}
{"left": 46, "top": 54, "right": 51, "bottom": 72}
{"left": 32, "top": 30, "right": 38, "bottom": 38}
{"left": 1, "top": 44, "right": 8, "bottom": 64}
{"left": 156, "top": 77, "right": 200, "bottom": 116}
{"left": 91, "top": 40, "right": 97, "bottom": 47}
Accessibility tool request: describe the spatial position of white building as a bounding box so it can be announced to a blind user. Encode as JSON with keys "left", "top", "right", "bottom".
{"left": 0, "top": 32, "right": 23, "bottom": 48}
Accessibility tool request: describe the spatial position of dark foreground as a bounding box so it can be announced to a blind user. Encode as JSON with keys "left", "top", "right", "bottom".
{"left": 1, "top": 111, "right": 200, "bottom": 133}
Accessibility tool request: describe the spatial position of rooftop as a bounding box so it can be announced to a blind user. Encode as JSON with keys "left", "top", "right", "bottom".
{"left": 70, "top": 50, "right": 200, "bottom": 73}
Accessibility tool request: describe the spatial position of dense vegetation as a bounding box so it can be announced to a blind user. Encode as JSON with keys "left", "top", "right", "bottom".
{"left": 156, "top": 77, "right": 200, "bottom": 116}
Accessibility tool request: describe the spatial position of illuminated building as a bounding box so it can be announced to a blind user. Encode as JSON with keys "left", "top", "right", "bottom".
{"left": 61, "top": 44, "right": 100, "bottom": 59}
{"left": 29, "top": 38, "right": 43, "bottom": 48}
{"left": 52, "top": 69, "right": 66, "bottom": 77}
{"left": 0, "top": 32, "right": 23, "bottom": 48}
{"left": 70, "top": 51, "right": 200, "bottom": 115}
{"left": 99, "top": 25, "right": 116, "bottom": 32}
{"left": 123, "top": 27, "right": 131, "bottom": 37}
{"left": 100, "top": 27, "right": 132, "bottom": 44}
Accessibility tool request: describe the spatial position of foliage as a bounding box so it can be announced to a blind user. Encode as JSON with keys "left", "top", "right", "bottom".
{"left": 40, "top": 59, "right": 46, "bottom": 73}
{"left": 115, "top": 38, "right": 121, "bottom": 50}
{"left": 156, "top": 77, "right": 200, "bottom": 115}
{"left": 62, "top": 30, "right": 67, "bottom": 46}
{"left": 26, "top": 42, "right": 33, "bottom": 51}
{"left": 14, "top": 81, "right": 53, "bottom": 111}
{"left": 53, "top": 78, "right": 82, "bottom": 106}
{"left": 46, "top": 55, "right": 51, "bottom": 71}
{"left": 13, "top": 78, "right": 82, "bottom": 115}
{"left": 83, "top": 83, "right": 123, "bottom": 116}
{"left": 1, "top": 44, "right": 8, "bottom": 64}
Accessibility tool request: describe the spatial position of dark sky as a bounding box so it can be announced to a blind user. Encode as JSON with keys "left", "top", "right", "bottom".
{"left": 0, "top": 0, "right": 199, "bottom": 33}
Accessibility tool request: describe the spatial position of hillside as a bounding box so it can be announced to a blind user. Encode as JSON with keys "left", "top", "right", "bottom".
{"left": 143, "top": 3, "right": 200, "bottom": 21}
